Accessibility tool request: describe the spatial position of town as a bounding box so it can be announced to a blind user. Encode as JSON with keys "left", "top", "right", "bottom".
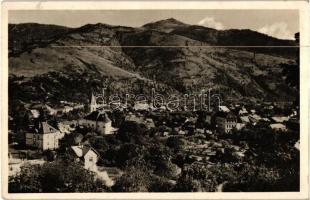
{"left": 8, "top": 89, "right": 300, "bottom": 192}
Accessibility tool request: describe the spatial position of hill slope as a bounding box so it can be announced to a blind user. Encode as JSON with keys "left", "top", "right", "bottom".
{"left": 8, "top": 19, "right": 298, "bottom": 107}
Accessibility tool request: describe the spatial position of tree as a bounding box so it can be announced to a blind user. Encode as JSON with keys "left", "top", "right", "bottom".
{"left": 117, "top": 121, "right": 148, "bottom": 144}
{"left": 174, "top": 175, "right": 203, "bottom": 192}
{"left": 166, "top": 136, "right": 184, "bottom": 150}
{"left": 113, "top": 143, "right": 145, "bottom": 168}
{"left": 112, "top": 159, "right": 151, "bottom": 192}
{"left": 9, "top": 160, "right": 109, "bottom": 192}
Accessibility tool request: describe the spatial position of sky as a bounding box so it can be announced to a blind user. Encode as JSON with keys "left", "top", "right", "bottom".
{"left": 9, "top": 10, "right": 299, "bottom": 40}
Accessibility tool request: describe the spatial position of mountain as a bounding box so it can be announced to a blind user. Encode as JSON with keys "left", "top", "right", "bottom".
{"left": 142, "top": 18, "right": 188, "bottom": 33}
{"left": 171, "top": 26, "right": 297, "bottom": 58}
{"left": 8, "top": 19, "right": 298, "bottom": 109}
{"left": 9, "top": 23, "right": 73, "bottom": 56}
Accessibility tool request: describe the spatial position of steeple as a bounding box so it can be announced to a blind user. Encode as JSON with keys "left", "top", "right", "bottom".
{"left": 90, "top": 92, "right": 97, "bottom": 112}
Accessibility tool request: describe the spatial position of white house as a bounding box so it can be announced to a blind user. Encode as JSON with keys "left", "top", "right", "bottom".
{"left": 79, "top": 111, "right": 114, "bottom": 135}
{"left": 25, "top": 121, "right": 61, "bottom": 150}
{"left": 270, "top": 123, "right": 287, "bottom": 131}
{"left": 70, "top": 145, "right": 100, "bottom": 171}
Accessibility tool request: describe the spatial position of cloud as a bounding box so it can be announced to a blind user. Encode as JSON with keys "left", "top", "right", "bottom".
{"left": 197, "top": 17, "right": 224, "bottom": 30}
{"left": 258, "top": 22, "right": 294, "bottom": 40}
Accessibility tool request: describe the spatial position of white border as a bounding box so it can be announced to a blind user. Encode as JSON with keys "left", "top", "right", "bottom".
{"left": 1, "top": 1, "right": 309, "bottom": 200}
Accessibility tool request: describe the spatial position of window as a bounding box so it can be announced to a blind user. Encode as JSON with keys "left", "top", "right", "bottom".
{"left": 89, "top": 157, "right": 93, "bottom": 162}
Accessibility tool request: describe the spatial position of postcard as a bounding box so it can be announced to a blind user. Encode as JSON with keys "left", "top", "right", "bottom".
{"left": 1, "top": 1, "right": 309, "bottom": 199}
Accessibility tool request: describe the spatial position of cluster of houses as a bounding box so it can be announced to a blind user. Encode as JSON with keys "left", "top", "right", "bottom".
{"left": 8, "top": 93, "right": 299, "bottom": 186}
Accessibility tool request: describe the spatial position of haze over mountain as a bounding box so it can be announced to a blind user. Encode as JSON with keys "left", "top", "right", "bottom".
{"left": 9, "top": 18, "right": 298, "bottom": 107}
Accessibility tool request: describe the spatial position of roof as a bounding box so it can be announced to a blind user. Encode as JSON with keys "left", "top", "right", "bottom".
{"left": 219, "top": 106, "right": 230, "bottom": 113}
{"left": 35, "top": 122, "right": 58, "bottom": 134}
{"left": 249, "top": 114, "right": 262, "bottom": 121}
{"left": 240, "top": 116, "right": 250, "bottom": 123}
{"left": 215, "top": 111, "right": 236, "bottom": 120}
{"left": 270, "top": 123, "right": 287, "bottom": 130}
{"left": 71, "top": 145, "right": 99, "bottom": 158}
{"left": 84, "top": 111, "right": 111, "bottom": 123}
{"left": 271, "top": 116, "right": 289, "bottom": 123}
{"left": 30, "top": 109, "right": 40, "bottom": 118}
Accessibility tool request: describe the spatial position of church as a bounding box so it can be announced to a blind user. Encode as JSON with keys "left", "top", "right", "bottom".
{"left": 79, "top": 111, "right": 113, "bottom": 135}
{"left": 78, "top": 93, "right": 114, "bottom": 135}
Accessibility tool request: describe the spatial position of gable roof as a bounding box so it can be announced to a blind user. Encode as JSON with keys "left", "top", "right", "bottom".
{"left": 71, "top": 145, "right": 99, "bottom": 158}
{"left": 35, "top": 122, "right": 58, "bottom": 134}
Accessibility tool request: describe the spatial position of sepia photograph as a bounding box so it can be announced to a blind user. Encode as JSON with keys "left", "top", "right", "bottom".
{"left": 1, "top": 1, "right": 309, "bottom": 200}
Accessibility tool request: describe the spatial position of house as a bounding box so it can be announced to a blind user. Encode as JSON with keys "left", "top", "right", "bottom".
{"left": 125, "top": 114, "right": 155, "bottom": 129}
{"left": 218, "top": 106, "right": 230, "bottom": 113}
{"left": 238, "top": 107, "right": 248, "bottom": 115}
{"left": 215, "top": 112, "right": 237, "bottom": 133}
{"left": 134, "top": 102, "right": 150, "bottom": 111}
{"left": 79, "top": 111, "right": 113, "bottom": 135}
{"left": 236, "top": 123, "right": 245, "bottom": 130}
{"left": 30, "top": 109, "right": 40, "bottom": 118}
{"left": 294, "top": 140, "right": 300, "bottom": 150}
{"left": 63, "top": 106, "right": 74, "bottom": 113}
{"left": 270, "top": 123, "right": 287, "bottom": 131}
{"left": 240, "top": 116, "right": 250, "bottom": 124}
{"left": 249, "top": 114, "right": 262, "bottom": 124}
{"left": 25, "top": 121, "right": 61, "bottom": 150}
{"left": 46, "top": 105, "right": 57, "bottom": 115}
{"left": 70, "top": 145, "right": 100, "bottom": 171}
{"left": 271, "top": 116, "right": 289, "bottom": 123}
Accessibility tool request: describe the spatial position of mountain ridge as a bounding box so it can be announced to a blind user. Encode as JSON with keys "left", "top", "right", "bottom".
{"left": 8, "top": 19, "right": 298, "bottom": 107}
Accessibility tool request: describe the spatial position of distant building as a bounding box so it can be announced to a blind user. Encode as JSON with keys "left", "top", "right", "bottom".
{"left": 238, "top": 107, "right": 248, "bottom": 116}
{"left": 249, "top": 114, "right": 262, "bottom": 124}
{"left": 271, "top": 116, "right": 289, "bottom": 123}
{"left": 25, "top": 121, "right": 61, "bottom": 150}
{"left": 218, "top": 106, "right": 230, "bottom": 113}
{"left": 270, "top": 123, "right": 287, "bottom": 131}
{"left": 215, "top": 112, "right": 237, "bottom": 133}
{"left": 79, "top": 111, "right": 113, "bottom": 135}
{"left": 134, "top": 102, "right": 150, "bottom": 111}
{"left": 70, "top": 145, "right": 100, "bottom": 171}
{"left": 125, "top": 113, "right": 155, "bottom": 129}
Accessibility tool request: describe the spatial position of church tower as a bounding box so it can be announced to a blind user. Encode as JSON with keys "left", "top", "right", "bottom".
{"left": 90, "top": 92, "right": 97, "bottom": 112}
